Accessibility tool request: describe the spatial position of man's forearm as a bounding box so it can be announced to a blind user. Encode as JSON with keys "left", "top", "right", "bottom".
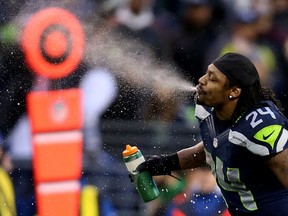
{"left": 177, "top": 141, "right": 206, "bottom": 170}
{"left": 267, "top": 148, "right": 288, "bottom": 189}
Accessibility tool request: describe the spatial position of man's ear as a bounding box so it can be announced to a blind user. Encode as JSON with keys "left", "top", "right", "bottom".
{"left": 230, "top": 87, "right": 241, "bottom": 98}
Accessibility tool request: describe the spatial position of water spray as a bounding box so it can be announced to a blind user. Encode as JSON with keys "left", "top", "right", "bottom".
{"left": 15, "top": 3, "right": 198, "bottom": 102}
{"left": 84, "top": 28, "right": 197, "bottom": 102}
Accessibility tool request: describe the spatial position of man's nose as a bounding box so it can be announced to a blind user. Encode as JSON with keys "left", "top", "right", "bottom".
{"left": 198, "top": 74, "right": 207, "bottom": 85}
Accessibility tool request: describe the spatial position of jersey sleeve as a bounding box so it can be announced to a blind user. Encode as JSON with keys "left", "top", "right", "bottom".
{"left": 253, "top": 124, "right": 288, "bottom": 154}
{"left": 230, "top": 105, "right": 288, "bottom": 156}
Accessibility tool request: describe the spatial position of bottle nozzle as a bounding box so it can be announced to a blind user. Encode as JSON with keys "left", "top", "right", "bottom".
{"left": 123, "top": 144, "right": 138, "bottom": 157}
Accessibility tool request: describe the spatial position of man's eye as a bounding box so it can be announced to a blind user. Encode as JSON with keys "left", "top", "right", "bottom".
{"left": 209, "top": 75, "right": 215, "bottom": 81}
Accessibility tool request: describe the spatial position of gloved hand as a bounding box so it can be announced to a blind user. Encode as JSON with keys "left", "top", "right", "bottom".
{"left": 136, "top": 153, "right": 180, "bottom": 176}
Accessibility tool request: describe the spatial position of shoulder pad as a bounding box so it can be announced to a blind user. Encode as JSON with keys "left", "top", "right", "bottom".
{"left": 195, "top": 105, "right": 211, "bottom": 120}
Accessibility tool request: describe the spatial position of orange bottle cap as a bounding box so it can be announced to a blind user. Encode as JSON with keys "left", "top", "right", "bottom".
{"left": 123, "top": 145, "right": 138, "bottom": 157}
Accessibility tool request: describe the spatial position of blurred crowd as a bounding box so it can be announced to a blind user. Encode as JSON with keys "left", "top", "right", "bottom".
{"left": 1, "top": 0, "right": 288, "bottom": 215}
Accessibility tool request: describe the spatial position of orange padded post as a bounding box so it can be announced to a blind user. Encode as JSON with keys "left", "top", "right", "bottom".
{"left": 36, "top": 181, "right": 80, "bottom": 216}
{"left": 27, "top": 88, "right": 83, "bottom": 216}
{"left": 27, "top": 88, "right": 83, "bottom": 133}
{"left": 32, "top": 131, "right": 83, "bottom": 183}
{"left": 23, "top": 6, "right": 86, "bottom": 216}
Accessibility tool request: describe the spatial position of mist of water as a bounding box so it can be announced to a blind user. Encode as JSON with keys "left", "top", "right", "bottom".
{"left": 84, "top": 27, "right": 197, "bottom": 101}
{"left": 13, "top": 4, "right": 197, "bottom": 101}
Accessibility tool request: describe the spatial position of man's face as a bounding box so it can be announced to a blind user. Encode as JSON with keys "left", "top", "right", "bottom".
{"left": 195, "top": 64, "right": 231, "bottom": 107}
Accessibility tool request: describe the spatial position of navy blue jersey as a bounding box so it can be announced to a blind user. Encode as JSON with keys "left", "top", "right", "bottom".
{"left": 195, "top": 101, "right": 288, "bottom": 216}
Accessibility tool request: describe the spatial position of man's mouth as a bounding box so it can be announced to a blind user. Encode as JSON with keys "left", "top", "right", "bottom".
{"left": 196, "top": 85, "right": 204, "bottom": 95}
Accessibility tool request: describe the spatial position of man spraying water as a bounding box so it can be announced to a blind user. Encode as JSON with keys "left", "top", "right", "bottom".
{"left": 136, "top": 52, "right": 288, "bottom": 216}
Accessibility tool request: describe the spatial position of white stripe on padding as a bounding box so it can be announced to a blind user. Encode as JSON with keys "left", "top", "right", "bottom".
{"left": 229, "top": 130, "right": 270, "bottom": 156}
{"left": 277, "top": 128, "right": 288, "bottom": 152}
{"left": 37, "top": 180, "right": 80, "bottom": 194}
{"left": 33, "top": 130, "right": 82, "bottom": 145}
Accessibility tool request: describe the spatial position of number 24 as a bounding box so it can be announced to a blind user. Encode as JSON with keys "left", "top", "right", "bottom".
{"left": 245, "top": 107, "right": 275, "bottom": 128}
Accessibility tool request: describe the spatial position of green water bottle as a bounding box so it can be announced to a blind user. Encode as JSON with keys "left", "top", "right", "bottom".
{"left": 123, "top": 145, "right": 160, "bottom": 202}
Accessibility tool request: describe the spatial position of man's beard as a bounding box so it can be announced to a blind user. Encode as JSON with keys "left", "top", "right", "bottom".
{"left": 194, "top": 94, "right": 204, "bottom": 105}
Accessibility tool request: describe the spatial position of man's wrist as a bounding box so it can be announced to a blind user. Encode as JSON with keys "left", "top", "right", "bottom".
{"left": 163, "top": 152, "right": 180, "bottom": 171}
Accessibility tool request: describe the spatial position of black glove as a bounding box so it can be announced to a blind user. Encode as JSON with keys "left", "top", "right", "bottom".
{"left": 136, "top": 153, "right": 180, "bottom": 176}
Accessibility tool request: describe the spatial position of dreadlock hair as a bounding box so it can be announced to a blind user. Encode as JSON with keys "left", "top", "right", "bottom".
{"left": 230, "top": 79, "right": 284, "bottom": 123}
{"left": 262, "top": 87, "right": 284, "bottom": 112}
